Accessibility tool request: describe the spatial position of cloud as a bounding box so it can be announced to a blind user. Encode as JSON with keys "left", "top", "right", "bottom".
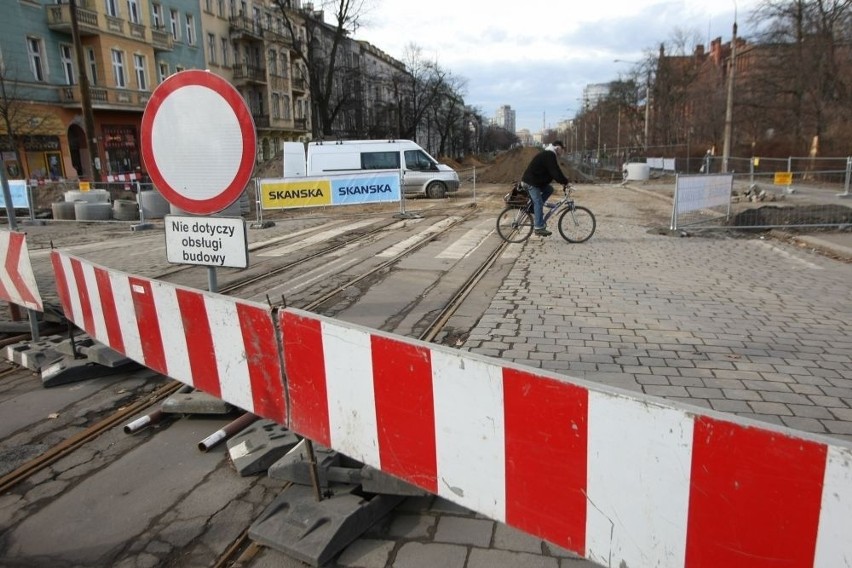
{"left": 353, "top": 0, "right": 758, "bottom": 132}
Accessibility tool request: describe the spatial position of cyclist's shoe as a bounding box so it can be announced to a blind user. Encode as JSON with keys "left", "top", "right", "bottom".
{"left": 534, "top": 228, "right": 552, "bottom": 237}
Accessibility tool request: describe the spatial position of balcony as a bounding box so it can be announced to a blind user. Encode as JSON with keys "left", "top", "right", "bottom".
{"left": 291, "top": 77, "right": 307, "bottom": 93}
{"left": 151, "top": 27, "right": 174, "bottom": 52}
{"left": 252, "top": 114, "right": 270, "bottom": 128}
{"left": 105, "top": 15, "right": 125, "bottom": 35}
{"left": 229, "top": 15, "right": 263, "bottom": 41}
{"left": 232, "top": 63, "right": 267, "bottom": 84}
{"left": 59, "top": 85, "right": 150, "bottom": 110}
{"left": 294, "top": 118, "right": 307, "bottom": 131}
{"left": 45, "top": 1, "right": 99, "bottom": 36}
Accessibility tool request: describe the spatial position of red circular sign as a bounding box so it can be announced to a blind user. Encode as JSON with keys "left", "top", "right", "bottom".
{"left": 141, "top": 70, "right": 256, "bottom": 215}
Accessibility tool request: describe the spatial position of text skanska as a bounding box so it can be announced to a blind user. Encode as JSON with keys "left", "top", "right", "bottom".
{"left": 337, "top": 184, "right": 393, "bottom": 196}
{"left": 268, "top": 188, "right": 324, "bottom": 200}
{"left": 170, "top": 220, "right": 236, "bottom": 238}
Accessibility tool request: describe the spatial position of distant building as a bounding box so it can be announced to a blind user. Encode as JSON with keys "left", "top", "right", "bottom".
{"left": 582, "top": 83, "right": 610, "bottom": 108}
{"left": 494, "top": 105, "right": 516, "bottom": 133}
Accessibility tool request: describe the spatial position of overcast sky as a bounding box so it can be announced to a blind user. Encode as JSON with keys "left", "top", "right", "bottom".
{"left": 352, "top": 0, "right": 763, "bottom": 133}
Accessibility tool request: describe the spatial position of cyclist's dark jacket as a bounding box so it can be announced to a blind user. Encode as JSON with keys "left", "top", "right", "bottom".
{"left": 521, "top": 148, "right": 569, "bottom": 187}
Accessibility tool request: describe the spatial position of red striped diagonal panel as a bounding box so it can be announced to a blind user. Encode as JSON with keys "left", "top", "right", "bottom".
{"left": 0, "top": 231, "right": 42, "bottom": 311}
{"left": 50, "top": 250, "right": 285, "bottom": 422}
{"left": 280, "top": 310, "right": 330, "bottom": 446}
{"left": 504, "top": 368, "right": 588, "bottom": 553}
{"left": 371, "top": 335, "right": 438, "bottom": 494}
{"left": 686, "top": 417, "right": 826, "bottom": 567}
{"left": 176, "top": 288, "right": 220, "bottom": 396}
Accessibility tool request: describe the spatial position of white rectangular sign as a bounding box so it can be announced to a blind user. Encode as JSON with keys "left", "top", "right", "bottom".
{"left": 675, "top": 174, "right": 733, "bottom": 214}
{"left": 164, "top": 215, "right": 248, "bottom": 268}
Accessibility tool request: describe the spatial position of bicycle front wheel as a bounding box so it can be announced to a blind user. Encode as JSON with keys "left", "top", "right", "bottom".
{"left": 496, "top": 206, "right": 534, "bottom": 243}
{"left": 557, "top": 205, "right": 596, "bottom": 243}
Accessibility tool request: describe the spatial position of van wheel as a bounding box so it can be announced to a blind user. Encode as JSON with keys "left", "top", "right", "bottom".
{"left": 426, "top": 181, "right": 447, "bottom": 199}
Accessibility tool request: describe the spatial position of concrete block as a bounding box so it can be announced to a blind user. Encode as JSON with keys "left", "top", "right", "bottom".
{"left": 6, "top": 335, "right": 66, "bottom": 369}
{"left": 248, "top": 483, "right": 403, "bottom": 567}
{"left": 226, "top": 419, "right": 301, "bottom": 476}
{"left": 40, "top": 356, "right": 135, "bottom": 387}
{"left": 268, "top": 440, "right": 371, "bottom": 489}
{"left": 161, "top": 390, "right": 234, "bottom": 414}
{"left": 361, "top": 466, "right": 429, "bottom": 497}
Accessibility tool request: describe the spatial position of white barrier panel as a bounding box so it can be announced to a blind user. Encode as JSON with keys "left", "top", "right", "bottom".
{"left": 0, "top": 230, "right": 43, "bottom": 311}
{"left": 49, "top": 251, "right": 852, "bottom": 567}
{"left": 50, "top": 250, "right": 286, "bottom": 423}
{"left": 279, "top": 309, "right": 852, "bottom": 568}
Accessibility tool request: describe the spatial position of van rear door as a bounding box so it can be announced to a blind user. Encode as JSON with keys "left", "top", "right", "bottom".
{"left": 282, "top": 142, "right": 306, "bottom": 177}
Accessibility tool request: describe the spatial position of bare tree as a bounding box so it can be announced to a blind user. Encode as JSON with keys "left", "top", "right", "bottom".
{"left": 430, "top": 74, "right": 467, "bottom": 156}
{"left": 391, "top": 44, "right": 449, "bottom": 142}
{"left": 0, "top": 63, "right": 52, "bottom": 180}
{"left": 747, "top": 0, "right": 852, "bottom": 154}
{"left": 272, "top": 0, "right": 371, "bottom": 137}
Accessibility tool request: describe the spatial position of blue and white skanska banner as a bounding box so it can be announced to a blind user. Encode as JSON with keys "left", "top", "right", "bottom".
{"left": 260, "top": 170, "right": 401, "bottom": 210}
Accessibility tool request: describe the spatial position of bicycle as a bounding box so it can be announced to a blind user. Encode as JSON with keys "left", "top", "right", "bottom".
{"left": 496, "top": 183, "right": 596, "bottom": 244}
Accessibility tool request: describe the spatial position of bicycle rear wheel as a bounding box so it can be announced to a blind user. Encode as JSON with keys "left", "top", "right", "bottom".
{"left": 496, "top": 206, "right": 534, "bottom": 243}
{"left": 557, "top": 205, "right": 596, "bottom": 243}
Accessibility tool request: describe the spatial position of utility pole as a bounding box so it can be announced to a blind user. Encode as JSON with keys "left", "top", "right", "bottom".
{"left": 643, "top": 71, "right": 650, "bottom": 153}
{"left": 69, "top": 0, "right": 101, "bottom": 181}
{"left": 722, "top": 21, "right": 737, "bottom": 173}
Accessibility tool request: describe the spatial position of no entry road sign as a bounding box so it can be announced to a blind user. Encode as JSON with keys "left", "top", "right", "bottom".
{"left": 141, "top": 70, "right": 256, "bottom": 215}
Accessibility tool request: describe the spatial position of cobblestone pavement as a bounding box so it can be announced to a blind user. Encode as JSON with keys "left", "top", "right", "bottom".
{"left": 463, "top": 183, "right": 852, "bottom": 443}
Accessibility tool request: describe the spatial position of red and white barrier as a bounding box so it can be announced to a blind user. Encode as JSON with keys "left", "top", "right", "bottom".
{"left": 50, "top": 250, "right": 286, "bottom": 423}
{"left": 51, "top": 250, "right": 852, "bottom": 567}
{"left": 280, "top": 310, "right": 852, "bottom": 568}
{"left": 105, "top": 172, "right": 139, "bottom": 183}
{"left": 0, "top": 230, "right": 43, "bottom": 311}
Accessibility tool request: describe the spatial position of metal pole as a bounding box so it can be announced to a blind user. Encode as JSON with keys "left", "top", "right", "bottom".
{"left": 0, "top": 154, "right": 17, "bottom": 231}
{"left": 838, "top": 156, "right": 851, "bottom": 198}
{"left": 197, "top": 412, "right": 259, "bottom": 452}
{"left": 721, "top": 22, "right": 737, "bottom": 173}
{"left": 207, "top": 266, "right": 218, "bottom": 293}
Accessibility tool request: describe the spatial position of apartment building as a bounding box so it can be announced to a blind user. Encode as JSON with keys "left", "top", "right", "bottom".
{"left": 494, "top": 105, "right": 515, "bottom": 134}
{"left": 0, "top": 0, "right": 206, "bottom": 182}
{"left": 0, "top": 0, "right": 407, "bottom": 182}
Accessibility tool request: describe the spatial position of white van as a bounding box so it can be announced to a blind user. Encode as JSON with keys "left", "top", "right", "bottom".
{"left": 282, "top": 140, "right": 460, "bottom": 199}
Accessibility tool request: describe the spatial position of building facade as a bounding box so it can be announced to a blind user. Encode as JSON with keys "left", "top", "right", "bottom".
{"left": 0, "top": 0, "right": 408, "bottom": 182}
{"left": 494, "top": 104, "right": 515, "bottom": 133}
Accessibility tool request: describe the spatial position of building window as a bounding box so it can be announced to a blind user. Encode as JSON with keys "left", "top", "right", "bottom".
{"left": 127, "top": 0, "right": 140, "bottom": 24}
{"left": 283, "top": 95, "right": 291, "bottom": 119}
{"left": 221, "top": 38, "right": 230, "bottom": 67}
{"left": 207, "top": 33, "right": 216, "bottom": 64}
{"left": 105, "top": 0, "right": 118, "bottom": 17}
{"left": 268, "top": 50, "right": 277, "bottom": 75}
{"left": 111, "top": 49, "right": 126, "bottom": 88}
{"left": 158, "top": 62, "right": 169, "bottom": 83}
{"left": 134, "top": 54, "right": 148, "bottom": 90}
{"left": 175, "top": 65, "right": 185, "bottom": 73}
{"left": 218, "top": 0, "right": 225, "bottom": 17}
{"left": 86, "top": 47, "right": 98, "bottom": 85}
{"left": 185, "top": 15, "right": 196, "bottom": 45}
{"left": 60, "top": 44, "right": 75, "bottom": 85}
{"left": 272, "top": 93, "right": 280, "bottom": 119}
{"left": 26, "top": 37, "right": 45, "bottom": 82}
{"left": 204, "top": 0, "right": 212, "bottom": 13}
{"left": 152, "top": 3, "right": 163, "bottom": 28}
{"left": 170, "top": 9, "right": 179, "bottom": 41}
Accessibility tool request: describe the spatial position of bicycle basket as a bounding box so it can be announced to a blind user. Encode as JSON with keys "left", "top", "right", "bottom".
{"left": 503, "top": 182, "right": 529, "bottom": 207}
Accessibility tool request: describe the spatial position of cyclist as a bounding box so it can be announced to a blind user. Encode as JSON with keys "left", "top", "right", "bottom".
{"left": 520, "top": 140, "right": 569, "bottom": 237}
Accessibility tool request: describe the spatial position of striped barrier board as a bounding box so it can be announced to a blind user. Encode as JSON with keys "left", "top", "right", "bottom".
{"left": 0, "top": 230, "right": 43, "bottom": 312}
{"left": 50, "top": 250, "right": 285, "bottom": 423}
{"left": 51, "top": 249, "right": 852, "bottom": 567}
